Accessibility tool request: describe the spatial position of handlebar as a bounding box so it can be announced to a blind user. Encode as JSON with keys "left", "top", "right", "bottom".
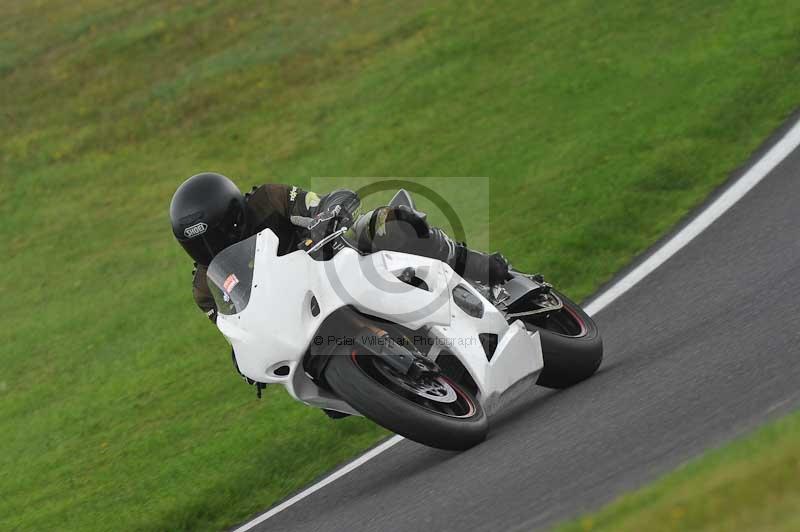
{"left": 307, "top": 226, "right": 349, "bottom": 255}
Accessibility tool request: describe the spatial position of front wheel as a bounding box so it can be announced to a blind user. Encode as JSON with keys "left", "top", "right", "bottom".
{"left": 324, "top": 349, "right": 488, "bottom": 451}
{"left": 521, "top": 290, "right": 603, "bottom": 389}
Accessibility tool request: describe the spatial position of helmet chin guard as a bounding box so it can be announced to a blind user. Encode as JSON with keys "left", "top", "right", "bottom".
{"left": 169, "top": 172, "right": 248, "bottom": 265}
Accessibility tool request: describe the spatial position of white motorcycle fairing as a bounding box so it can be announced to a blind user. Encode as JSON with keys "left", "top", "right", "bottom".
{"left": 214, "top": 229, "right": 544, "bottom": 416}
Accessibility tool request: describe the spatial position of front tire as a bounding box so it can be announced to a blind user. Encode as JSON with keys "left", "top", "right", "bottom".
{"left": 522, "top": 291, "right": 603, "bottom": 389}
{"left": 325, "top": 349, "right": 489, "bottom": 451}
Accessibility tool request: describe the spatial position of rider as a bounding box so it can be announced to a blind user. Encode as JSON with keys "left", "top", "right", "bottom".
{"left": 169, "top": 172, "right": 511, "bottom": 324}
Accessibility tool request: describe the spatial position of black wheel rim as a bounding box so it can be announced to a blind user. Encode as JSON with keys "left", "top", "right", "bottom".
{"left": 350, "top": 350, "right": 477, "bottom": 419}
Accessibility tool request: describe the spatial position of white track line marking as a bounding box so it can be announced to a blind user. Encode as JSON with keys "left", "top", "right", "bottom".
{"left": 231, "top": 435, "right": 404, "bottom": 532}
{"left": 585, "top": 117, "right": 800, "bottom": 316}
{"left": 233, "top": 117, "right": 800, "bottom": 531}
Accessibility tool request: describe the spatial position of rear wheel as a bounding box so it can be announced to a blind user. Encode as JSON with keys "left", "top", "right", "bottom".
{"left": 325, "top": 348, "right": 488, "bottom": 450}
{"left": 520, "top": 290, "right": 603, "bottom": 389}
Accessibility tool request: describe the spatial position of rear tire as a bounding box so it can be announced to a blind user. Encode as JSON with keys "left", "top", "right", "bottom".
{"left": 524, "top": 291, "right": 603, "bottom": 389}
{"left": 325, "top": 350, "right": 489, "bottom": 451}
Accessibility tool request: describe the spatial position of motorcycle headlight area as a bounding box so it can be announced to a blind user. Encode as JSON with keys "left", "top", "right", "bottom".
{"left": 452, "top": 284, "right": 484, "bottom": 318}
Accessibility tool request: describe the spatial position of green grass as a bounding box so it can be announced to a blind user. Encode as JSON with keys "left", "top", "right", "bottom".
{"left": 1, "top": 0, "right": 799, "bottom": 530}
{"left": 556, "top": 410, "right": 800, "bottom": 532}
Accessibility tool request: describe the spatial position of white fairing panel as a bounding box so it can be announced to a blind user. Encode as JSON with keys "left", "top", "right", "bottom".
{"left": 216, "top": 230, "right": 543, "bottom": 415}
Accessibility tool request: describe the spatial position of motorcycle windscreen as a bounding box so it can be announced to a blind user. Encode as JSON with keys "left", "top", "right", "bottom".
{"left": 206, "top": 234, "right": 257, "bottom": 315}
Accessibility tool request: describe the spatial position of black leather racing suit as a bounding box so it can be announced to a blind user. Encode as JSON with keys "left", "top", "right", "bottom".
{"left": 191, "top": 184, "right": 508, "bottom": 322}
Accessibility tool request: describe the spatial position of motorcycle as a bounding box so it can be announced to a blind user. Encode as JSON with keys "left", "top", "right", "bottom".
{"left": 207, "top": 190, "right": 602, "bottom": 450}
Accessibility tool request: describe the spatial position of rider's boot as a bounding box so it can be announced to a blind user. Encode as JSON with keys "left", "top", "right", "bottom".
{"left": 448, "top": 235, "right": 513, "bottom": 286}
{"left": 322, "top": 409, "right": 351, "bottom": 419}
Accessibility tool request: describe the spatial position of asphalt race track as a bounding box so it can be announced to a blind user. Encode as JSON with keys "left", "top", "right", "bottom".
{"left": 238, "top": 117, "right": 800, "bottom": 532}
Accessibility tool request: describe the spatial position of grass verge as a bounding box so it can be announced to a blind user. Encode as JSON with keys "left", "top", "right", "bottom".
{"left": 556, "top": 410, "right": 800, "bottom": 532}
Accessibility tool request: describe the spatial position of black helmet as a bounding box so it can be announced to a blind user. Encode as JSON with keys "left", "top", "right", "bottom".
{"left": 170, "top": 172, "right": 248, "bottom": 265}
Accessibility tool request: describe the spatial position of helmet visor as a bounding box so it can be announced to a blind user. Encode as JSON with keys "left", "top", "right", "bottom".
{"left": 179, "top": 199, "right": 248, "bottom": 265}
